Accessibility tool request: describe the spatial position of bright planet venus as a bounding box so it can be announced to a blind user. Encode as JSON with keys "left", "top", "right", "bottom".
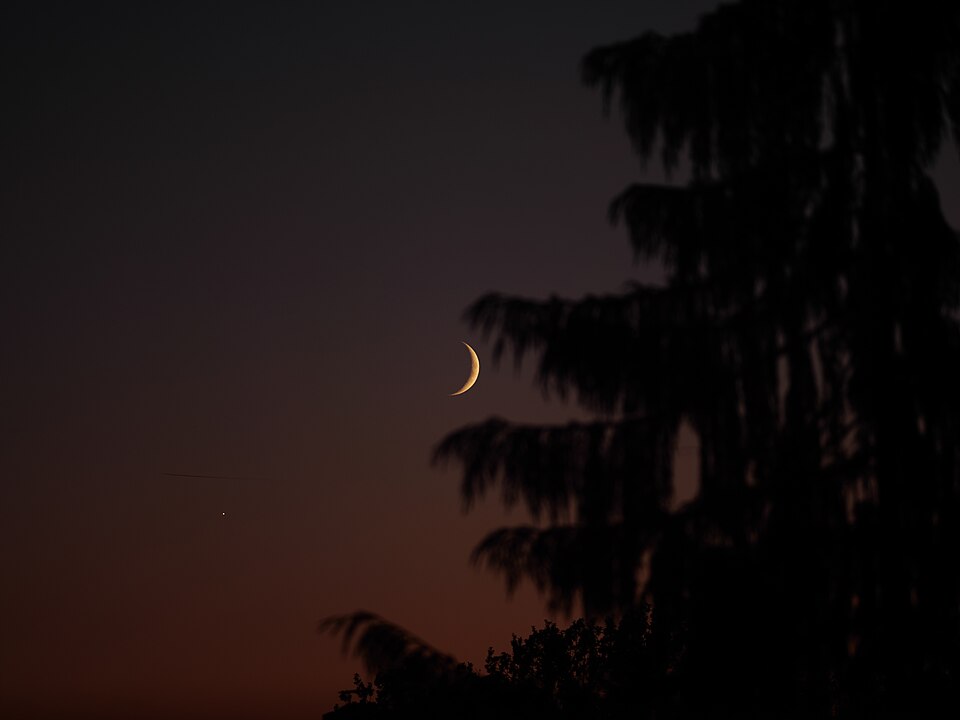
{"left": 450, "top": 342, "right": 480, "bottom": 396}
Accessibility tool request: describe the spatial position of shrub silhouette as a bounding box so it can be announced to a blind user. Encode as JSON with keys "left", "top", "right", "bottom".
{"left": 326, "top": 609, "right": 674, "bottom": 720}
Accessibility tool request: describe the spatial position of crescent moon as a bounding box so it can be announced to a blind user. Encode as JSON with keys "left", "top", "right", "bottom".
{"left": 450, "top": 342, "right": 480, "bottom": 396}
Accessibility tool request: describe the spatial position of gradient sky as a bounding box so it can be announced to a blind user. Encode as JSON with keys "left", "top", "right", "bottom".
{"left": 2, "top": 2, "right": 957, "bottom": 719}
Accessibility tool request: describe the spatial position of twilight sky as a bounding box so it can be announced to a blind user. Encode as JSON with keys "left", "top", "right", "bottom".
{"left": 2, "top": 2, "right": 957, "bottom": 719}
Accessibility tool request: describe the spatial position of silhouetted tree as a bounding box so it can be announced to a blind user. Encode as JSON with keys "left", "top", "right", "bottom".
{"left": 325, "top": 610, "right": 676, "bottom": 720}
{"left": 434, "top": 1, "right": 960, "bottom": 716}
{"left": 483, "top": 605, "right": 681, "bottom": 719}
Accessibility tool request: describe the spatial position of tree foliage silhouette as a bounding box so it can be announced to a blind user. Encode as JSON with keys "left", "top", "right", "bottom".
{"left": 433, "top": 0, "right": 960, "bottom": 715}
{"left": 325, "top": 610, "right": 675, "bottom": 720}
{"left": 319, "top": 611, "right": 459, "bottom": 678}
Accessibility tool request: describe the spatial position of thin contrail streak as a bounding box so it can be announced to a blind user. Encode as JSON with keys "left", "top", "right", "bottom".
{"left": 162, "top": 472, "right": 272, "bottom": 481}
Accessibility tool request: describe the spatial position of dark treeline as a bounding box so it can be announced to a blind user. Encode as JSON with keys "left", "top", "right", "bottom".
{"left": 325, "top": 609, "right": 674, "bottom": 720}
{"left": 324, "top": 1, "right": 960, "bottom": 717}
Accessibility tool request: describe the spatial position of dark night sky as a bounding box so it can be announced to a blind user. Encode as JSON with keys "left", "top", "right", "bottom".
{"left": 2, "top": 2, "right": 957, "bottom": 719}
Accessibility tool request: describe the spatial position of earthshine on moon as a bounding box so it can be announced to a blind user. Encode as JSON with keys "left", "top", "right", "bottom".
{"left": 450, "top": 342, "right": 480, "bottom": 396}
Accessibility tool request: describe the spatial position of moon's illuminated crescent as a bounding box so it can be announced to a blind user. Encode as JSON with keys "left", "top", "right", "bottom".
{"left": 450, "top": 342, "right": 480, "bottom": 396}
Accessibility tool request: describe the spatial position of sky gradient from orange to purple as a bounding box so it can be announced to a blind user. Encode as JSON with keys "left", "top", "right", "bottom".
{"left": 2, "top": 2, "right": 959, "bottom": 719}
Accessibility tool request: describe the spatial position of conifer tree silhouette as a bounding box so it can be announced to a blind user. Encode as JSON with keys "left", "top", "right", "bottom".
{"left": 434, "top": 1, "right": 960, "bottom": 715}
